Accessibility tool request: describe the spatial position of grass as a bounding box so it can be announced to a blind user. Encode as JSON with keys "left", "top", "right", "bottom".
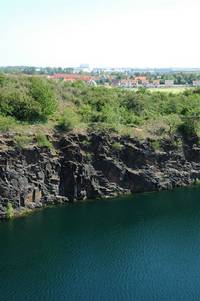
{"left": 14, "top": 134, "right": 32, "bottom": 148}
{"left": 148, "top": 87, "right": 189, "bottom": 94}
{"left": 194, "top": 179, "right": 200, "bottom": 186}
{"left": 0, "top": 116, "right": 17, "bottom": 132}
{"left": 6, "top": 202, "right": 14, "bottom": 219}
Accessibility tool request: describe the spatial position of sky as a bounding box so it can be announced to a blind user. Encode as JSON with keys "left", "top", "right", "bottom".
{"left": 0, "top": 0, "right": 200, "bottom": 68}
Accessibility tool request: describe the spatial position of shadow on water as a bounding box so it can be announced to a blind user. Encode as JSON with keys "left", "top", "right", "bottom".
{"left": 1, "top": 187, "right": 200, "bottom": 301}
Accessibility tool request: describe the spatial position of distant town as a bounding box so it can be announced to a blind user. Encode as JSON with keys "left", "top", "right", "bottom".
{"left": 1, "top": 64, "right": 200, "bottom": 88}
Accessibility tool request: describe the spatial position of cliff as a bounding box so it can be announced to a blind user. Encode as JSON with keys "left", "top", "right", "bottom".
{"left": 0, "top": 132, "right": 200, "bottom": 218}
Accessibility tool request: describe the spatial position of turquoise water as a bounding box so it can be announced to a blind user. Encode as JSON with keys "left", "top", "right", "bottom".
{"left": 1, "top": 187, "right": 200, "bottom": 300}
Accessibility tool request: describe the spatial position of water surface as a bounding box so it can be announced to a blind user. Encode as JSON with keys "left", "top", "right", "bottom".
{"left": 1, "top": 187, "right": 200, "bottom": 300}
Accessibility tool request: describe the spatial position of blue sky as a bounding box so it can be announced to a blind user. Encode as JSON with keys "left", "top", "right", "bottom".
{"left": 0, "top": 0, "right": 200, "bottom": 68}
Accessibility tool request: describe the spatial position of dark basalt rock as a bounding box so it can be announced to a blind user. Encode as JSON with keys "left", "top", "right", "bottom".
{"left": 0, "top": 132, "right": 200, "bottom": 218}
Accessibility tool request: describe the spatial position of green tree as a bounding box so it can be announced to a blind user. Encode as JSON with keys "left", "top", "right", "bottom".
{"left": 30, "top": 77, "right": 57, "bottom": 120}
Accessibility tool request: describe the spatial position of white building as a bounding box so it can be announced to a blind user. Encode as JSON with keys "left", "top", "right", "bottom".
{"left": 193, "top": 80, "right": 200, "bottom": 87}
{"left": 73, "top": 64, "right": 90, "bottom": 73}
{"left": 165, "top": 80, "right": 174, "bottom": 87}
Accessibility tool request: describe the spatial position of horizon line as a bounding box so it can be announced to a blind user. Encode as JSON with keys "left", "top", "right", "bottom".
{"left": 1, "top": 65, "right": 200, "bottom": 70}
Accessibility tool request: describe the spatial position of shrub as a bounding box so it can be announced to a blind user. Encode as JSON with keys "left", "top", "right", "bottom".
{"left": 35, "top": 133, "right": 53, "bottom": 149}
{"left": 178, "top": 117, "right": 199, "bottom": 138}
{"left": 0, "top": 115, "right": 16, "bottom": 132}
{"left": 171, "top": 137, "right": 182, "bottom": 150}
{"left": 82, "top": 139, "right": 91, "bottom": 148}
{"left": 0, "top": 89, "right": 42, "bottom": 121}
{"left": 29, "top": 77, "right": 57, "bottom": 119}
{"left": 6, "top": 202, "right": 14, "bottom": 219}
{"left": 101, "top": 103, "right": 122, "bottom": 124}
{"left": 0, "top": 76, "right": 57, "bottom": 122}
{"left": 85, "top": 152, "right": 92, "bottom": 160}
{"left": 150, "top": 140, "right": 161, "bottom": 151}
{"left": 56, "top": 107, "right": 80, "bottom": 131}
{"left": 163, "top": 114, "right": 182, "bottom": 136}
{"left": 112, "top": 142, "right": 124, "bottom": 151}
{"left": 79, "top": 104, "right": 94, "bottom": 123}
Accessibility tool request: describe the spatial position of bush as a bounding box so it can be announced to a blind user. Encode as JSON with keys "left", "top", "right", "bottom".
{"left": 163, "top": 114, "right": 182, "bottom": 136}
{"left": 178, "top": 117, "right": 199, "bottom": 138}
{"left": 56, "top": 107, "right": 80, "bottom": 131}
{"left": 6, "top": 202, "right": 14, "bottom": 219}
{"left": 112, "top": 142, "right": 124, "bottom": 151}
{"left": 150, "top": 140, "right": 161, "bottom": 151}
{"left": 79, "top": 104, "right": 94, "bottom": 123}
{"left": 0, "top": 76, "right": 57, "bottom": 122}
{"left": 0, "top": 89, "right": 42, "bottom": 121}
{"left": 0, "top": 115, "right": 16, "bottom": 132}
{"left": 85, "top": 152, "right": 92, "bottom": 160}
{"left": 35, "top": 133, "right": 53, "bottom": 149}
{"left": 29, "top": 77, "right": 57, "bottom": 119}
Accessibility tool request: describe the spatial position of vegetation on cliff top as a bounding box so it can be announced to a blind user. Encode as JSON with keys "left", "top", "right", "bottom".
{"left": 0, "top": 74, "right": 200, "bottom": 143}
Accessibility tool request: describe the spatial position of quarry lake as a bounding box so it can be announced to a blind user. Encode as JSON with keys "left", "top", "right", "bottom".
{"left": 1, "top": 187, "right": 200, "bottom": 301}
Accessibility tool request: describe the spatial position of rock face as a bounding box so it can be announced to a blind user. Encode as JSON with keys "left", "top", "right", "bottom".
{"left": 0, "top": 132, "right": 200, "bottom": 218}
